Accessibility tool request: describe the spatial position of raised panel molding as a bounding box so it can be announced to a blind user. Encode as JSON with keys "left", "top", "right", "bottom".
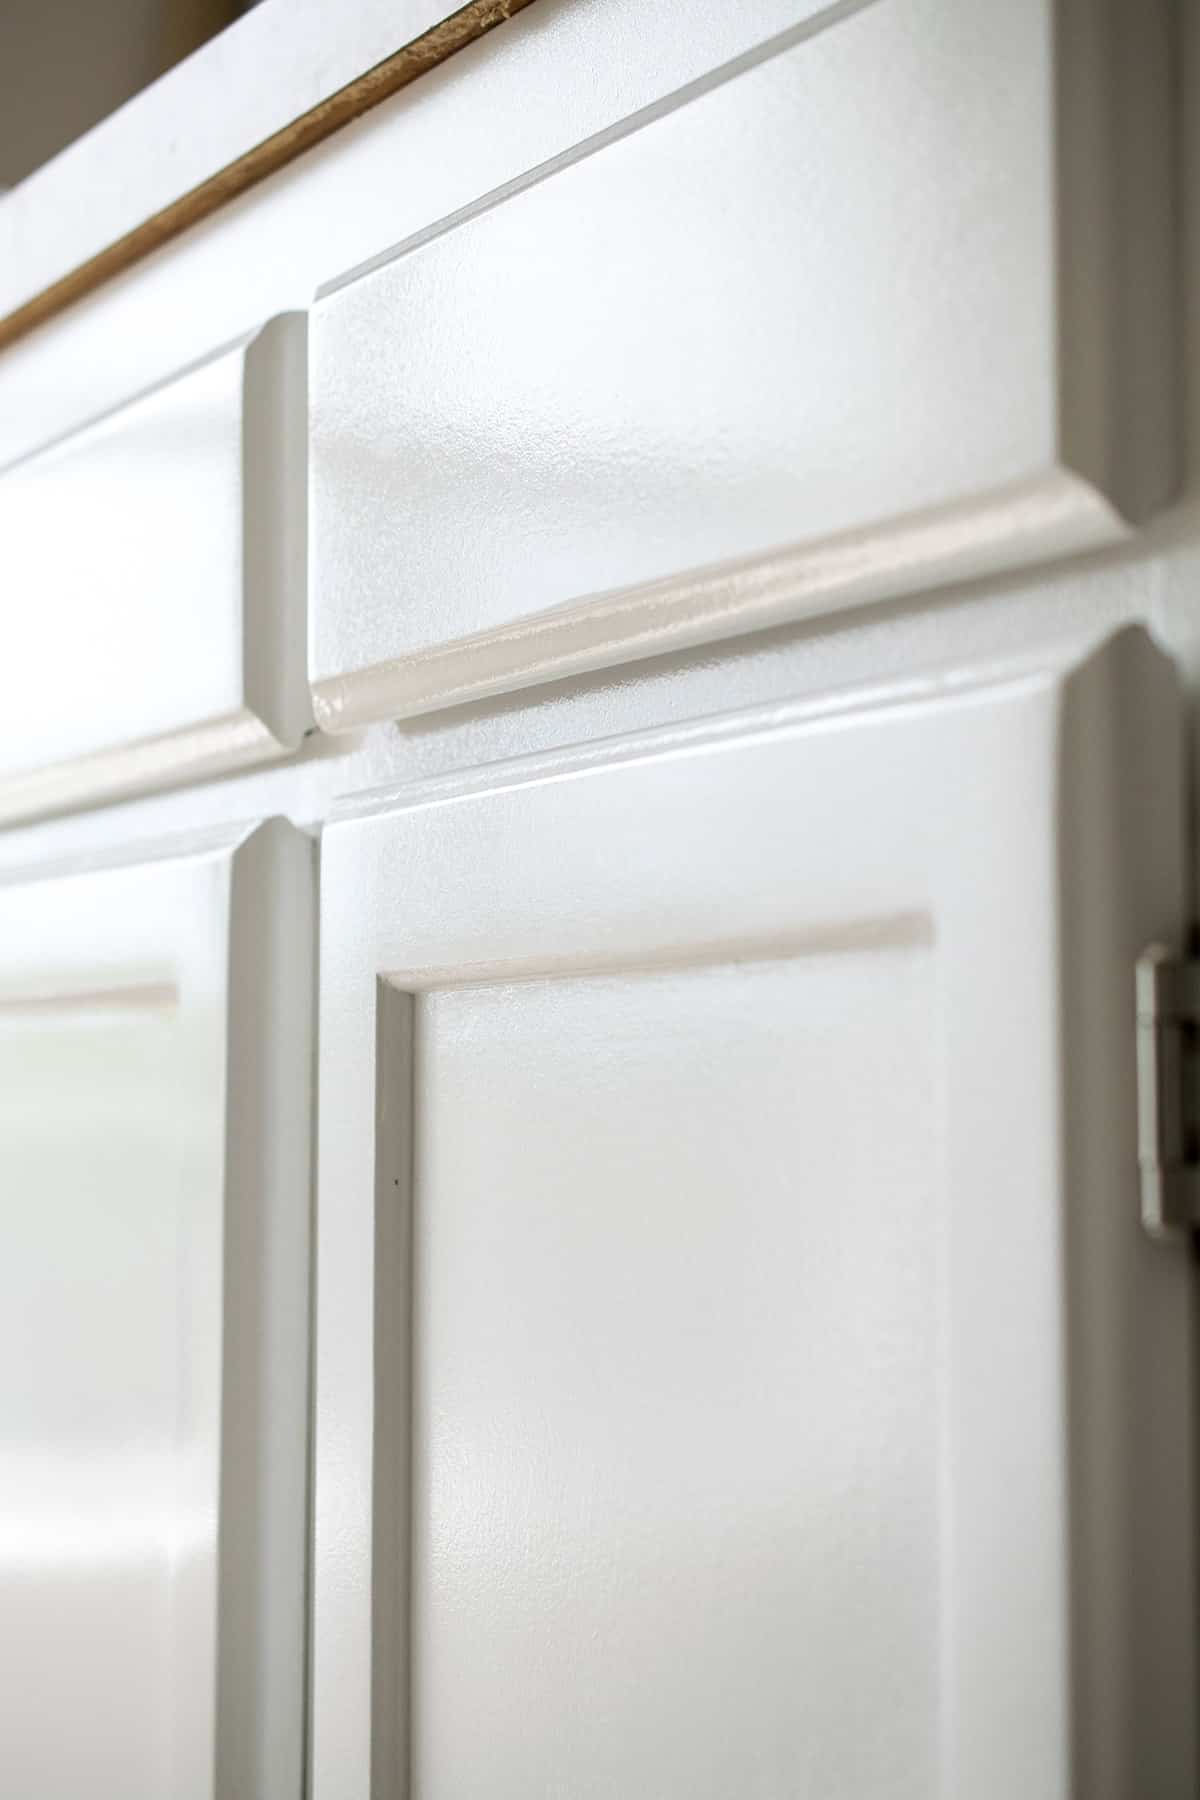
{"left": 0, "top": 315, "right": 309, "bottom": 824}
{"left": 309, "top": 0, "right": 1176, "bottom": 729}
{"left": 0, "top": 821, "right": 313, "bottom": 1798}
{"left": 311, "top": 627, "right": 1196, "bottom": 1797}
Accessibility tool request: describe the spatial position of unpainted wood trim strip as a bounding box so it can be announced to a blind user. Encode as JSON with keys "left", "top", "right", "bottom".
{"left": 0, "top": 0, "right": 538, "bottom": 354}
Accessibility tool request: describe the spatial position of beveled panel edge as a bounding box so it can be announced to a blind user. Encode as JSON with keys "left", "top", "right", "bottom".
{"left": 243, "top": 310, "right": 313, "bottom": 750}
{"left": 0, "top": 709, "right": 290, "bottom": 831}
{"left": 310, "top": 466, "right": 1126, "bottom": 733}
{"left": 216, "top": 815, "right": 316, "bottom": 1800}
{"left": 1056, "top": 0, "right": 1179, "bottom": 524}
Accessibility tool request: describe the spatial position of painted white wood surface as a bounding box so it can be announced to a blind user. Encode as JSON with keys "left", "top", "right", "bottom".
{"left": 0, "top": 0, "right": 488, "bottom": 322}
{"left": 0, "top": 315, "right": 308, "bottom": 824}
{"left": 309, "top": 0, "right": 1174, "bottom": 729}
{"left": 0, "top": 823, "right": 313, "bottom": 1799}
{"left": 312, "top": 627, "right": 1196, "bottom": 1798}
{"left": 0, "top": 1, "right": 852, "bottom": 474}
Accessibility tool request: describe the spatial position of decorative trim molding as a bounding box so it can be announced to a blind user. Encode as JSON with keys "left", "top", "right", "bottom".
{"left": 311, "top": 470, "right": 1125, "bottom": 732}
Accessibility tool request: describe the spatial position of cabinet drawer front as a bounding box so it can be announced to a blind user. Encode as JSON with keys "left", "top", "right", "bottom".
{"left": 0, "top": 316, "right": 308, "bottom": 823}
{"left": 309, "top": 0, "right": 1173, "bottom": 729}
{"left": 0, "top": 824, "right": 313, "bottom": 1798}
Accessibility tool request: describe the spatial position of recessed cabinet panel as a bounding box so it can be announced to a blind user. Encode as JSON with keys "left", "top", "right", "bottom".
{"left": 0, "top": 319, "right": 308, "bottom": 823}
{"left": 412, "top": 951, "right": 939, "bottom": 1794}
{"left": 0, "top": 825, "right": 313, "bottom": 1799}
{"left": 313, "top": 629, "right": 1195, "bottom": 1798}
{"left": 0, "top": 995, "right": 188, "bottom": 1799}
{"left": 309, "top": 0, "right": 1173, "bottom": 728}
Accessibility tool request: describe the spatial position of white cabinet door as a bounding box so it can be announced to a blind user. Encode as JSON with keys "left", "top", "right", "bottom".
{"left": 312, "top": 627, "right": 1196, "bottom": 1799}
{"left": 0, "top": 822, "right": 313, "bottom": 1800}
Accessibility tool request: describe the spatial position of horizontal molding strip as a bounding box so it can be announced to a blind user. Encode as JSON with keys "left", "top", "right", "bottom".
{"left": 310, "top": 471, "right": 1126, "bottom": 732}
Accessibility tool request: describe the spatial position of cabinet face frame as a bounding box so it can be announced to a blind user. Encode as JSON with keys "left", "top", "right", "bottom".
{"left": 311, "top": 628, "right": 1196, "bottom": 1798}
{"left": 0, "top": 821, "right": 314, "bottom": 1800}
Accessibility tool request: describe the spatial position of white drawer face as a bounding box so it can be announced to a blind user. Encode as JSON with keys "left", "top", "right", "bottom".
{"left": 309, "top": 0, "right": 1172, "bottom": 729}
{"left": 0, "top": 317, "right": 308, "bottom": 823}
{"left": 0, "top": 826, "right": 312, "bottom": 1800}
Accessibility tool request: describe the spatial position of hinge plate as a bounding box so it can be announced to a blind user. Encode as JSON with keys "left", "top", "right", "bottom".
{"left": 1136, "top": 944, "right": 1200, "bottom": 1238}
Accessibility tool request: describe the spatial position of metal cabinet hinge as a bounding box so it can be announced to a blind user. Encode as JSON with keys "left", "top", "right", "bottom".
{"left": 1137, "top": 945, "right": 1200, "bottom": 1239}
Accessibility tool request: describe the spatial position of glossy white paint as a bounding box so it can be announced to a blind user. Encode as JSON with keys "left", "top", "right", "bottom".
{"left": 309, "top": 0, "right": 1174, "bottom": 728}
{"left": 0, "top": 0, "right": 865, "bottom": 471}
{"left": 312, "top": 628, "right": 1196, "bottom": 1798}
{"left": 0, "top": 4, "right": 1194, "bottom": 1796}
{"left": 413, "top": 953, "right": 940, "bottom": 1796}
{"left": 0, "top": 314, "right": 308, "bottom": 824}
{"left": 0, "top": 823, "right": 313, "bottom": 1798}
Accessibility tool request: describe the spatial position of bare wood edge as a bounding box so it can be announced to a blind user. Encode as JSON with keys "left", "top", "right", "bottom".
{"left": 0, "top": 0, "right": 538, "bottom": 355}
